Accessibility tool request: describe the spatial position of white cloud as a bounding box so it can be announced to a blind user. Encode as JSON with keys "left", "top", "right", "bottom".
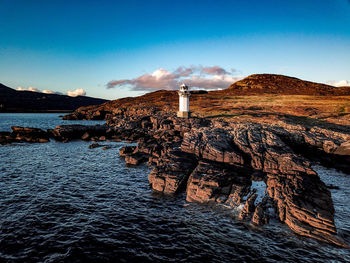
{"left": 42, "top": 89, "right": 54, "bottom": 94}
{"left": 327, "top": 80, "right": 350, "bottom": 87}
{"left": 107, "top": 65, "right": 243, "bottom": 91}
{"left": 67, "top": 88, "right": 86, "bottom": 97}
{"left": 16, "top": 86, "right": 39, "bottom": 92}
{"left": 16, "top": 86, "right": 74, "bottom": 95}
{"left": 28, "top": 86, "right": 39, "bottom": 92}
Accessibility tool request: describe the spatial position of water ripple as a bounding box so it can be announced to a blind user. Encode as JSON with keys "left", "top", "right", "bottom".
{"left": 0, "top": 130, "right": 349, "bottom": 262}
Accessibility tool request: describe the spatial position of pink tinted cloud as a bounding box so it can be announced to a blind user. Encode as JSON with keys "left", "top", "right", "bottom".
{"left": 107, "top": 65, "right": 242, "bottom": 91}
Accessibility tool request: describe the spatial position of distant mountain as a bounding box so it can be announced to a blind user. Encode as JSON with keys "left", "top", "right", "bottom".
{"left": 0, "top": 83, "right": 108, "bottom": 112}
{"left": 219, "top": 74, "right": 350, "bottom": 96}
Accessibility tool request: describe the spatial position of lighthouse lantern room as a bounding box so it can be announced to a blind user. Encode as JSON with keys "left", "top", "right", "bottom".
{"left": 177, "top": 83, "right": 191, "bottom": 118}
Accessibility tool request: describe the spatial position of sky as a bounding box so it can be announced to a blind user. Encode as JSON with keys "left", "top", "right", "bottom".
{"left": 0, "top": 0, "right": 350, "bottom": 99}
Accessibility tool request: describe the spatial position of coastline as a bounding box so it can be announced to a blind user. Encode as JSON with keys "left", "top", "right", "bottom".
{"left": 1, "top": 108, "right": 349, "bottom": 248}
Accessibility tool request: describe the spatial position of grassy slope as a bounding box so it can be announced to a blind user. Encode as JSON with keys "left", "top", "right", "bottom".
{"left": 77, "top": 74, "right": 350, "bottom": 128}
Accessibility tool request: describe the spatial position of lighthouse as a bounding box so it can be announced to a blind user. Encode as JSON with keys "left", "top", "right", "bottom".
{"left": 177, "top": 83, "right": 191, "bottom": 118}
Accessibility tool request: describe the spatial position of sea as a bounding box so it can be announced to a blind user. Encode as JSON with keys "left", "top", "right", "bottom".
{"left": 0, "top": 113, "right": 349, "bottom": 262}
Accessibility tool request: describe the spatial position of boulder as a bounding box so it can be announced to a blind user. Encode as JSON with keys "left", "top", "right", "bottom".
{"left": 10, "top": 126, "right": 49, "bottom": 143}
{"left": 124, "top": 152, "right": 148, "bottom": 165}
{"left": 119, "top": 146, "right": 136, "bottom": 156}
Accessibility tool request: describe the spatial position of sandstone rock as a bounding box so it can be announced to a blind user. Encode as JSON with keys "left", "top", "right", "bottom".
{"left": 252, "top": 197, "right": 270, "bottom": 225}
{"left": 148, "top": 150, "right": 197, "bottom": 194}
{"left": 81, "top": 132, "right": 90, "bottom": 140}
{"left": 48, "top": 124, "right": 107, "bottom": 141}
{"left": 238, "top": 192, "right": 257, "bottom": 220}
{"left": 51, "top": 107, "right": 350, "bottom": 247}
{"left": 181, "top": 128, "right": 244, "bottom": 166}
{"left": 334, "top": 141, "right": 350, "bottom": 156}
{"left": 186, "top": 161, "right": 250, "bottom": 203}
{"left": 119, "top": 146, "right": 136, "bottom": 156}
{"left": 10, "top": 126, "right": 49, "bottom": 143}
{"left": 125, "top": 152, "right": 148, "bottom": 165}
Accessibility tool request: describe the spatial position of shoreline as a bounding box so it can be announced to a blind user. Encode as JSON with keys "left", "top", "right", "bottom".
{"left": 1, "top": 109, "right": 349, "bottom": 247}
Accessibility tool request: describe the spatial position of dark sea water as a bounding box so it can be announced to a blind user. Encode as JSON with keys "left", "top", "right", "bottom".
{"left": 0, "top": 113, "right": 349, "bottom": 262}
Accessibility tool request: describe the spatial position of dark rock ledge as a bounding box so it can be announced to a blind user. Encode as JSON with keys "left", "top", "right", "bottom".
{"left": 1, "top": 108, "right": 350, "bottom": 248}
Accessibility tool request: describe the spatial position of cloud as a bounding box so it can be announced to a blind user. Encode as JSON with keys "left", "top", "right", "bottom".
{"left": 107, "top": 65, "right": 242, "bottom": 91}
{"left": 16, "top": 86, "right": 39, "bottom": 92}
{"left": 200, "top": 66, "right": 230, "bottom": 75}
{"left": 67, "top": 88, "right": 86, "bottom": 97}
{"left": 327, "top": 80, "right": 350, "bottom": 87}
{"left": 16, "top": 86, "right": 25, "bottom": 91}
{"left": 16, "top": 86, "right": 74, "bottom": 95}
{"left": 28, "top": 86, "right": 40, "bottom": 92}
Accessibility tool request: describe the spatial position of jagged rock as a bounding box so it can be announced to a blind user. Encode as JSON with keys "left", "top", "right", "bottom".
{"left": 186, "top": 161, "right": 250, "bottom": 203}
{"left": 181, "top": 128, "right": 244, "bottom": 166}
{"left": 0, "top": 131, "right": 13, "bottom": 144}
{"left": 148, "top": 150, "right": 197, "bottom": 194}
{"left": 81, "top": 132, "right": 90, "bottom": 140}
{"left": 238, "top": 191, "right": 257, "bottom": 220}
{"left": 119, "top": 146, "right": 136, "bottom": 156}
{"left": 89, "top": 143, "right": 103, "bottom": 149}
{"left": 9, "top": 126, "right": 49, "bottom": 143}
{"left": 48, "top": 124, "right": 108, "bottom": 141}
{"left": 334, "top": 141, "right": 350, "bottom": 155}
{"left": 252, "top": 196, "right": 270, "bottom": 225}
{"left": 125, "top": 152, "right": 148, "bottom": 165}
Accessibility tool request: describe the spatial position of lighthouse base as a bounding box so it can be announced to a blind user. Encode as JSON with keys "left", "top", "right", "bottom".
{"left": 177, "top": 111, "right": 191, "bottom": 118}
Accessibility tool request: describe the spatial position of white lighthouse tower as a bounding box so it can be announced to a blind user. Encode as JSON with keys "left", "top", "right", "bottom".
{"left": 177, "top": 83, "right": 191, "bottom": 118}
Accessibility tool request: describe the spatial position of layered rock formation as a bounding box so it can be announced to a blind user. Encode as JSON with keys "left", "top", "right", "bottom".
{"left": 1, "top": 107, "right": 349, "bottom": 247}
{"left": 104, "top": 109, "right": 349, "bottom": 247}
{"left": 0, "top": 126, "right": 49, "bottom": 144}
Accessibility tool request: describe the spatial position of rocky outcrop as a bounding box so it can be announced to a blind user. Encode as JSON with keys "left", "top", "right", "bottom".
{"left": 0, "top": 126, "right": 49, "bottom": 144}
{"left": 63, "top": 110, "right": 110, "bottom": 120}
{"left": 181, "top": 122, "right": 346, "bottom": 246}
{"left": 186, "top": 161, "right": 250, "bottom": 203}
{"left": 148, "top": 149, "right": 197, "bottom": 194}
{"left": 1, "top": 107, "right": 348, "bottom": 247}
{"left": 269, "top": 122, "right": 350, "bottom": 173}
{"left": 181, "top": 128, "right": 244, "bottom": 166}
{"left": 48, "top": 124, "right": 108, "bottom": 142}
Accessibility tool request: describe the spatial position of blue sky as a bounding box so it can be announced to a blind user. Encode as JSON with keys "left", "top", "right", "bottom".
{"left": 0, "top": 0, "right": 350, "bottom": 99}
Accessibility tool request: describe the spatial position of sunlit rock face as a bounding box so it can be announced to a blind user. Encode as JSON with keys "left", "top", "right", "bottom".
{"left": 2, "top": 103, "right": 349, "bottom": 247}
{"left": 110, "top": 109, "right": 347, "bottom": 247}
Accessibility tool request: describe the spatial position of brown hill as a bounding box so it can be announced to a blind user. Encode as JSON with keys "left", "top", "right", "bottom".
{"left": 217, "top": 74, "right": 350, "bottom": 96}
{"left": 66, "top": 74, "right": 350, "bottom": 127}
{"left": 76, "top": 74, "right": 350, "bottom": 112}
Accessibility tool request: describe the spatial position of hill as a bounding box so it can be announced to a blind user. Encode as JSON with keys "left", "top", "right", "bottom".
{"left": 65, "top": 74, "right": 350, "bottom": 128}
{"left": 0, "top": 83, "right": 108, "bottom": 112}
{"left": 217, "top": 74, "right": 350, "bottom": 96}
{"left": 72, "top": 74, "right": 350, "bottom": 112}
